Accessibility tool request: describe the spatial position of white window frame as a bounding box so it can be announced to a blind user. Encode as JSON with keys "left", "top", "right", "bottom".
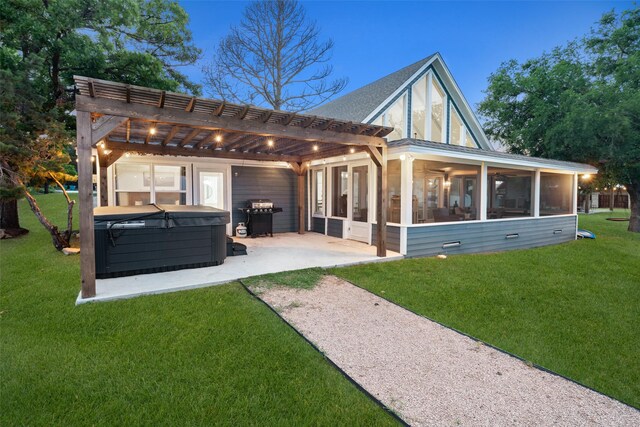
{"left": 312, "top": 168, "right": 325, "bottom": 217}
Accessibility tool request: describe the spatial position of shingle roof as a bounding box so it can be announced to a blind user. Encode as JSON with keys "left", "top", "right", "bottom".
{"left": 308, "top": 55, "right": 436, "bottom": 122}
{"left": 388, "top": 139, "right": 598, "bottom": 173}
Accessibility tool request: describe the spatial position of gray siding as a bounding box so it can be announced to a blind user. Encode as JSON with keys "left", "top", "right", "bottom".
{"left": 371, "top": 224, "right": 401, "bottom": 253}
{"left": 232, "top": 166, "right": 297, "bottom": 234}
{"left": 327, "top": 218, "right": 343, "bottom": 238}
{"left": 312, "top": 217, "right": 326, "bottom": 234}
{"left": 407, "top": 216, "right": 577, "bottom": 257}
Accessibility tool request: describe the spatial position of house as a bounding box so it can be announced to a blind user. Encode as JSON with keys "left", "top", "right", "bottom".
{"left": 73, "top": 52, "right": 596, "bottom": 300}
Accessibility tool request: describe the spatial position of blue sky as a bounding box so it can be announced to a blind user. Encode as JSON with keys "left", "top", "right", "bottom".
{"left": 179, "top": 0, "right": 634, "bottom": 113}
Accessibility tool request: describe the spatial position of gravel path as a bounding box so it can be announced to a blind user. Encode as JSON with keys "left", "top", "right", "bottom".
{"left": 252, "top": 276, "right": 640, "bottom": 426}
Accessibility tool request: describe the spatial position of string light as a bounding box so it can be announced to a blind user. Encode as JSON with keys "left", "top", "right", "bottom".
{"left": 149, "top": 127, "right": 156, "bottom": 135}
{"left": 267, "top": 139, "right": 274, "bottom": 147}
{"left": 215, "top": 135, "right": 222, "bottom": 143}
{"left": 349, "top": 148, "right": 355, "bottom": 154}
{"left": 313, "top": 144, "right": 319, "bottom": 151}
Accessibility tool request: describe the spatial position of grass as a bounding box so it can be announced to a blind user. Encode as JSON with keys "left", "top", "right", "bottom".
{"left": 0, "top": 194, "right": 397, "bottom": 426}
{"left": 330, "top": 212, "right": 640, "bottom": 408}
{"left": 243, "top": 268, "right": 325, "bottom": 292}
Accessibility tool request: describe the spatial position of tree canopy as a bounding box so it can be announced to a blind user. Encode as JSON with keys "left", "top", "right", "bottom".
{"left": 203, "top": 0, "right": 347, "bottom": 111}
{"left": 479, "top": 8, "right": 640, "bottom": 232}
{"left": 0, "top": 0, "right": 201, "bottom": 245}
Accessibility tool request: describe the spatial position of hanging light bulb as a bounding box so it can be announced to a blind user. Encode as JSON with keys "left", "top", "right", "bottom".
{"left": 267, "top": 139, "right": 274, "bottom": 147}
{"left": 149, "top": 127, "right": 156, "bottom": 135}
{"left": 313, "top": 144, "right": 319, "bottom": 151}
{"left": 349, "top": 147, "right": 355, "bottom": 154}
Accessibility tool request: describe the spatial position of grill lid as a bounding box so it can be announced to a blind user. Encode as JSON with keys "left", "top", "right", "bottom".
{"left": 247, "top": 199, "right": 274, "bottom": 209}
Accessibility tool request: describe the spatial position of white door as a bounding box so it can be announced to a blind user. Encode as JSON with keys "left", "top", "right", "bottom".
{"left": 198, "top": 171, "right": 225, "bottom": 209}
{"left": 347, "top": 164, "right": 370, "bottom": 243}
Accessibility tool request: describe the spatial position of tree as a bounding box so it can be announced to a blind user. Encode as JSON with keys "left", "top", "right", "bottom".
{"left": 479, "top": 8, "right": 640, "bottom": 232}
{"left": 203, "top": 0, "right": 347, "bottom": 111}
{"left": 0, "top": 0, "right": 201, "bottom": 247}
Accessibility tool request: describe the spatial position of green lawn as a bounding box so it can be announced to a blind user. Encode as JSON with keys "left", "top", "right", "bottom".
{"left": 0, "top": 194, "right": 396, "bottom": 426}
{"left": 331, "top": 212, "right": 640, "bottom": 408}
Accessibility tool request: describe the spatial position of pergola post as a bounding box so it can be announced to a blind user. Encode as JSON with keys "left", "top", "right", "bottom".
{"left": 77, "top": 111, "right": 96, "bottom": 298}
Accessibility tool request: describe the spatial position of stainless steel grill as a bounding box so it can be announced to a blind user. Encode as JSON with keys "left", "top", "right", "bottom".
{"left": 238, "top": 199, "right": 282, "bottom": 237}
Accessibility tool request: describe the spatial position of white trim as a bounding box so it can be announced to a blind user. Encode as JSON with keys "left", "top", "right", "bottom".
{"left": 400, "top": 226, "right": 408, "bottom": 255}
{"left": 400, "top": 156, "right": 413, "bottom": 225}
{"left": 479, "top": 162, "right": 488, "bottom": 221}
{"left": 572, "top": 173, "right": 579, "bottom": 215}
{"left": 534, "top": 169, "right": 541, "bottom": 217}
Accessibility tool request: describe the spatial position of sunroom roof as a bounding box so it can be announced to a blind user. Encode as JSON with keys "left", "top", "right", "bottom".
{"left": 388, "top": 139, "right": 598, "bottom": 173}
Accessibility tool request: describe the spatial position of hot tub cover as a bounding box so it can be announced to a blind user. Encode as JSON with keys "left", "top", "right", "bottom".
{"left": 94, "top": 205, "right": 230, "bottom": 229}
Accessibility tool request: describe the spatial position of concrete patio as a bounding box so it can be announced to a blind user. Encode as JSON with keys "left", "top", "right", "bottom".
{"left": 76, "top": 232, "right": 403, "bottom": 304}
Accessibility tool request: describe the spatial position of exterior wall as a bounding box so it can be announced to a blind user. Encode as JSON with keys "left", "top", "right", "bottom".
{"left": 327, "top": 218, "right": 344, "bottom": 238}
{"left": 406, "top": 215, "right": 577, "bottom": 257}
{"left": 371, "top": 224, "right": 401, "bottom": 253}
{"left": 232, "top": 166, "right": 298, "bottom": 235}
{"left": 312, "top": 217, "right": 326, "bottom": 234}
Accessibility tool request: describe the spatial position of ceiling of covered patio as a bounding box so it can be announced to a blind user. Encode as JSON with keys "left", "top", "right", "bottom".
{"left": 74, "top": 76, "right": 392, "bottom": 164}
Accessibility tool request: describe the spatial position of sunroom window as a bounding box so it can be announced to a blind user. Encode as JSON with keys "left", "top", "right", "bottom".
{"left": 540, "top": 172, "right": 573, "bottom": 215}
{"left": 430, "top": 78, "right": 445, "bottom": 142}
{"left": 385, "top": 95, "right": 405, "bottom": 141}
{"left": 487, "top": 168, "right": 533, "bottom": 219}
{"left": 411, "top": 76, "right": 427, "bottom": 140}
{"left": 331, "top": 166, "right": 348, "bottom": 218}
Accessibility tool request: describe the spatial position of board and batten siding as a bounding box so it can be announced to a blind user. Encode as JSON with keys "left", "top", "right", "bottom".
{"left": 371, "top": 224, "right": 401, "bottom": 253}
{"left": 406, "top": 216, "right": 577, "bottom": 257}
{"left": 327, "top": 218, "right": 343, "bottom": 238}
{"left": 231, "top": 166, "right": 298, "bottom": 234}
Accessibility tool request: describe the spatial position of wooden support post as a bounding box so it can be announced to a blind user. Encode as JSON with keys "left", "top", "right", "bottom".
{"left": 289, "top": 162, "right": 307, "bottom": 234}
{"left": 77, "top": 111, "right": 96, "bottom": 299}
{"left": 375, "top": 146, "right": 387, "bottom": 257}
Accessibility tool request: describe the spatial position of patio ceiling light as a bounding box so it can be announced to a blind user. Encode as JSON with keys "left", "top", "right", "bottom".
{"left": 349, "top": 147, "right": 355, "bottom": 154}
{"left": 582, "top": 174, "right": 591, "bottom": 180}
{"left": 149, "top": 127, "right": 156, "bottom": 135}
{"left": 215, "top": 135, "right": 222, "bottom": 143}
{"left": 400, "top": 154, "right": 406, "bottom": 161}
{"left": 313, "top": 144, "right": 319, "bottom": 151}
{"left": 267, "top": 139, "right": 274, "bottom": 147}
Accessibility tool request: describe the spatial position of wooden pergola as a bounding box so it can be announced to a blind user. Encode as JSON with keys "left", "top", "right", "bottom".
{"left": 74, "top": 76, "right": 392, "bottom": 299}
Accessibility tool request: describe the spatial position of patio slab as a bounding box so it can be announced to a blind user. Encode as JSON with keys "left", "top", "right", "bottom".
{"left": 76, "top": 232, "right": 402, "bottom": 304}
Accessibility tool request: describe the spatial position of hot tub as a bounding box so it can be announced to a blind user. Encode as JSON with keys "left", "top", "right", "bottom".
{"left": 94, "top": 205, "right": 230, "bottom": 279}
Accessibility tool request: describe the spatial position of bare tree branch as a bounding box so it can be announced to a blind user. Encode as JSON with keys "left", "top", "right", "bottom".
{"left": 202, "top": 0, "right": 347, "bottom": 111}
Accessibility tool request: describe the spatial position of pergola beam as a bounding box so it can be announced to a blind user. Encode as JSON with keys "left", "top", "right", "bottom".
{"left": 91, "top": 115, "right": 128, "bottom": 145}
{"left": 105, "top": 139, "right": 301, "bottom": 163}
{"left": 76, "top": 95, "right": 386, "bottom": 147}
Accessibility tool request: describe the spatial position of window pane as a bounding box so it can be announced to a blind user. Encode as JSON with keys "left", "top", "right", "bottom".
{"left": 487, "top": 168, "right": 533, "bottom": 219}
{"left": 200, "top": 171, "right": 224, "bottom": 209}
{"left": 116, "top": 192, "right": 151, "bottom": 206}
{"left": 386, "top": 95, "right": 405, "bottom": 141}
{"left": 450, "top": 107, "right": 463, "bottom": 146}
{"left": 332, "top": 166, "right": 348, "bottom": 217}
{"left": 154, "top": 165, "right": 186, "bottom": 191}
{"left": 115, "top": 163, "right": 150, "bottom": 191}
{"left": 540, "top": 173, "right": 573, "bottom": 215}
{"left": 411, "top": 76, "right": 426, "bottom": 140}
{"left": 431, "top": 79, "right": 445, "bottom": 142}
{"left": 352, "top": 165, "right": 368, "bottom": 222}
{"left": 413, "top": 160, "right": 480, "bottom": 223}
{"left": 314, "top": 170, "right": 324, "bottom": 215}
{"left": 155, "top": 192, "right": 187, "bottom": 205}
{"left": 387, "top": 160, "right": 402, "bottom": 223}
{"left": 464, "top": 132, "right": 476, "bottom": 148}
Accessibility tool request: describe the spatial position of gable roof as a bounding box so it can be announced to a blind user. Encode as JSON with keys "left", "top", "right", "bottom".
{"left": 308, "top": 55, "right": 436, "bottom": 123}
{"left": 309, "top": 53, "right": 494, "bottom": 150}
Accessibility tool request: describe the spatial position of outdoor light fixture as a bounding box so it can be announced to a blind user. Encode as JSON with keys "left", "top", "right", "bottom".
{"left": 125, "top": 152, "right": 131, "bottom": 157}
{"left": 444, "top": 180, "right": 451, "bottom": 188}
{"left": 343, "top": 156, "right": 347, "bottom": 161}
{"left": 349, "top": 147, "right": 355, "bottom": 154}
{"left": 267, "top": 139, "right": 274, "bottom": 147}
{"left": 313, "top": 144, "right": 319, "bottom": 151}
{"left": 215, "top": 135, "right": 222, "bottom": 143}
{"left": 149, "top": 127, "right": 156, "bottom": 135}
{"left": 399, "top": 154, "right": 406, "bottom": 161}
{"left": 582, "top": 174, "right": 591, "bottom": 180}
